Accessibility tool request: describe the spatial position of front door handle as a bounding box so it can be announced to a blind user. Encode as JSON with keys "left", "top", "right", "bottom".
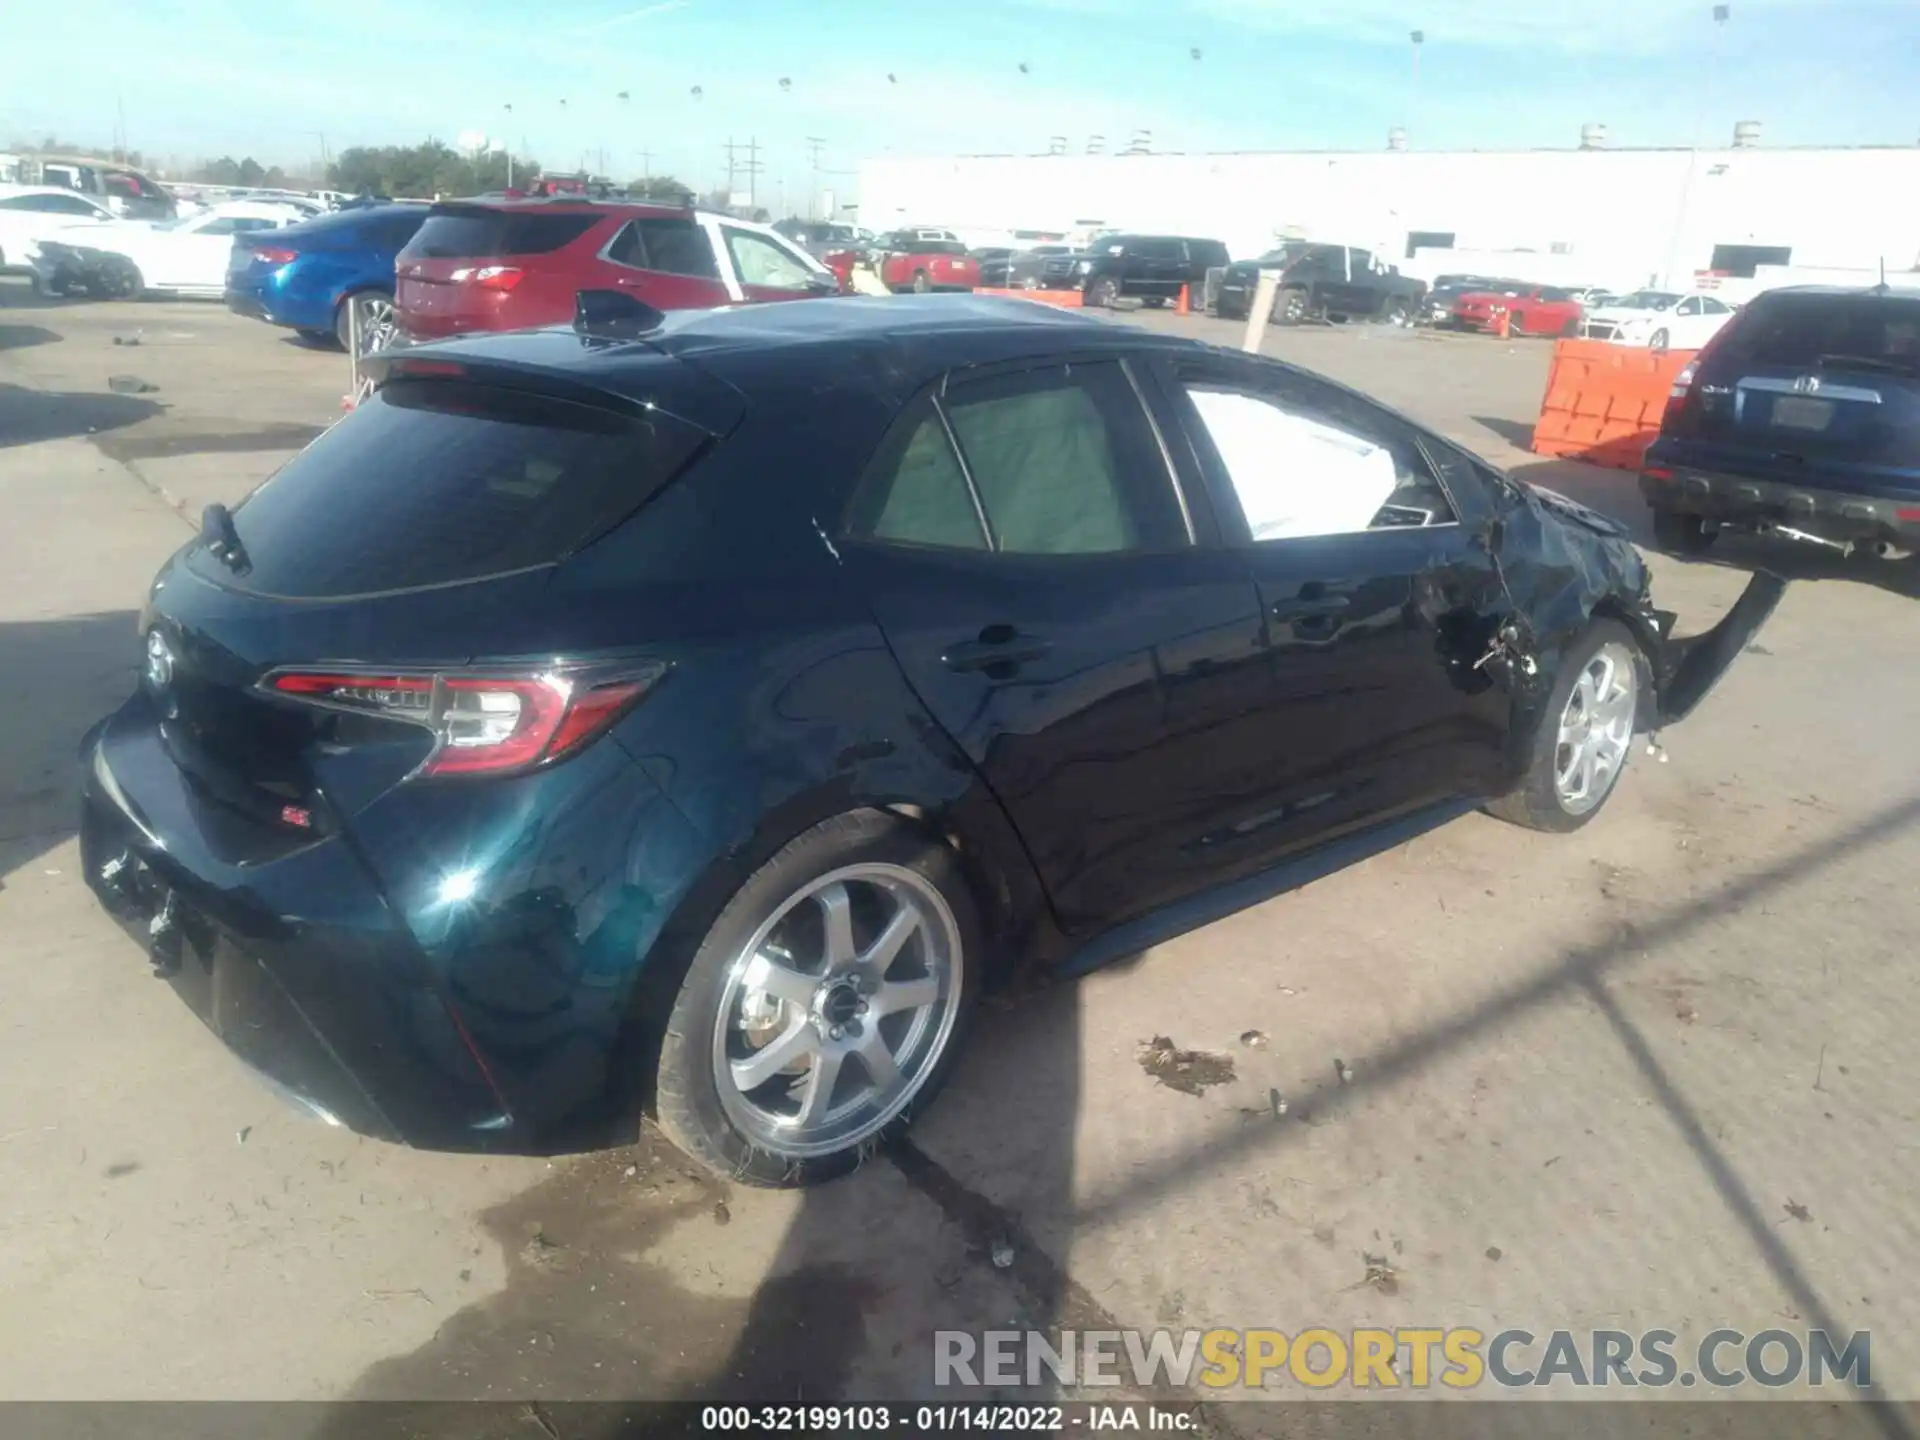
{"left": 943, "top": 624, "right": 1052, "bottom": 673}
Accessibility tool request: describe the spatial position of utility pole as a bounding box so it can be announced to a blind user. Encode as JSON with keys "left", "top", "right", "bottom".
{"left": 804, "top": 136, "right": 825, "bottom": 219}
{"left": 722, "top": 136, "right": 763, "bottom": 211}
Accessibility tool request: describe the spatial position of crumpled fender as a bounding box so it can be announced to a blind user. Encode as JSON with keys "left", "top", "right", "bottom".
{"left": 1482, "top": 480, "right": 1788, "bottom": 763}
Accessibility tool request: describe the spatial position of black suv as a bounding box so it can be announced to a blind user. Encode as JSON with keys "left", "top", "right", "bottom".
{"left": 1214, "top": 243, "right": 1428, "bottom": 326}
{"left": 1642, "top": 285, "right": 1920, "bottom": 558}
{"left": 1072, "top": 234, "right": 1230, "bottom": 307}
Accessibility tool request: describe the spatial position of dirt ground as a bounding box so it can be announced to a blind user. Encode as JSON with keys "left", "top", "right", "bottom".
{"left": 3, "top": 281, "right": 1917, "bottom": 1432}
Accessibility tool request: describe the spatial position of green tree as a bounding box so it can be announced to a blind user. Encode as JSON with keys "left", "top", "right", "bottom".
{"left": 328, "top": 141, "right": 538, "bottom": 199}
{"left": 625, "top": 174, "right": 692, "bottom": 203}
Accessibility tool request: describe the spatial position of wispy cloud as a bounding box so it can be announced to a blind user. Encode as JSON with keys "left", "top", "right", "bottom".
{"left": 1187, "top": 0, "right": 1903, "bottom": 55}
{"left": 570, "top": 0, "right": 688, "bottom": 37}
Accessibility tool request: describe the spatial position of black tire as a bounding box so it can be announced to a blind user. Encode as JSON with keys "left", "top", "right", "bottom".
{"left": 653, "top": 810, "right": 982, "bottom": 1187}
{"left": 1272, "top": 286, "right": 1308, "bottom": 324}
{"left": 1651, "top": 507, "right": 1716, "bottom": 555}
{"left": 1142, "top": 296, "right": 1167, "bottom": 309}
{"left": 1649, "top": 328, "right": 1671, "bottom": 352}
{"left": 1085, "top": 276, "right": 1118, "bottom": 308}
{"left": 94, "top": 258, "right": 144, "bottom": 300}
{"left": 1485, "top": 620, "right": 1644, "bottom": 834}
{"left": 911, "top": 269, "right": 931, "bottom": 294}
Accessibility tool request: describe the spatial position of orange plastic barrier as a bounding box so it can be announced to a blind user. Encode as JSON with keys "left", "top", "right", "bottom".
{"left": 973, "top": 287, "right": 1084, "bottom": 309}
{"left": 1529, "top": 340, "right": 1699, "bottom": 471}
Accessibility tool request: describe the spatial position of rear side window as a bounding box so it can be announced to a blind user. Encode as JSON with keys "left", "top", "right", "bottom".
{"left": 606, "top": 217, "right": 720, "bottom": 278}
{"left": 205, "top": 380, "right": 707, "bottom": 598}
{"left": 1719, "top": 295, "right": 1920, "bottom": 373}
{"left": 403, "top": 210, "right": 599, "bottom": 260}
{"left": 848, "top": 362, "right": 1187, "bottom": 555}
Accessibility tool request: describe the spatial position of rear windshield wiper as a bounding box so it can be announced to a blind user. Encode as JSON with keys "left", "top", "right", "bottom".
{"left": 1815, "top": 352, "right": 1919, "bottom": 378}
{"left": 200, "top": 502, "right": 252, "bottom": 575}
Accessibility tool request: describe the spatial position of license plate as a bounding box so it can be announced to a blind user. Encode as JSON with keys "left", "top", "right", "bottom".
{"left": 1771, "top": 396, "right": 1834, "bottom": 432}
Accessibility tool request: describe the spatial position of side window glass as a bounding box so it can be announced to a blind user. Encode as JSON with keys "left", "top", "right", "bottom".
{"left": 604, "top": 221, "right": 647, "bottom": 269}
{"left": 635, "top": 218, "right": 719, "bottom": 279}
{"left": 1676, "top": 297, "right": 1701, "bottom": 315}
{"left": 1180, "top": 377, "right": 1458, "bottom": 541}
{"left": 724, "top": 228, "right": 815, "bottom": 289}
{"left": 846, "top": 405, "right": 987, "bottom": 551}
{"left": 198, "top": 218, "right": 238, "bottom": 236}
{"left": 944, "top": 362, "right": 1187, "bottom": 555}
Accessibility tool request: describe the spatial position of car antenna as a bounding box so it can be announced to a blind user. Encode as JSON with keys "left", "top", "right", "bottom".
{"left": 1876, "top": 255, "right": 1890, "bottom": 294}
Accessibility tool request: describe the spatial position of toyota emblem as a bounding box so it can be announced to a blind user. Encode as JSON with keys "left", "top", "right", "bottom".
{"left": 144, "top": 628, "right": 175, "bottom": 691}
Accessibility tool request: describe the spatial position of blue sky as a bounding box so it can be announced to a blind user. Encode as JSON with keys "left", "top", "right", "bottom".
{"left": 6, "top": 0, "right": 1915, "bottom": 206}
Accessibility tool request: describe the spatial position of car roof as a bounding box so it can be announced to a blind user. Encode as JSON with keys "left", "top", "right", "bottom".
{"left": 1752, "top": 284, "right": 1920, "bottom": 302}
{"left": 0, "top": 184, "right": 110, "bottom": 203}
{"left": 391, "top": 294, "right": 1198, "bottom": 404}
{"left": 434, "top": 196, "right": 690, "bottom": 220}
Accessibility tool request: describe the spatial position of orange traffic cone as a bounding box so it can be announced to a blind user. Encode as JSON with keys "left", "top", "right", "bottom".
{"left": 1176, "top": 284, "right": 1190, "bottom": 316}
{"left": 1493, "top": 309, "right": 1511, "bottom": 340}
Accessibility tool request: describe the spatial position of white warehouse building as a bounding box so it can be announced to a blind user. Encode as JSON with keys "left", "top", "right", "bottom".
{"left": 857, "top": 126, "right": 1920, "bottom": 292}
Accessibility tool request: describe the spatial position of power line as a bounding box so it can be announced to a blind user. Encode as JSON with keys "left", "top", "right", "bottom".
{"left": 723, "top": 135, "right": 763, "bottom": 208}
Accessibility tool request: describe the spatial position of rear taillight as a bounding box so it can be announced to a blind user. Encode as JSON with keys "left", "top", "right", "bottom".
{"left": 449, "top": 265, "right": 525, "bottom": 291}
{"left": 252, "top": 246, "right": 297, "bottom": 266}
{"left": 262, "top": 664, "right": 665, "bottom": 778}
{"left": 1669, "top": 360, "right": 1699, "bottom": 401}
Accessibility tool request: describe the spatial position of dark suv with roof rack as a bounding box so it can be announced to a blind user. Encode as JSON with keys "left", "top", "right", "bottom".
{"left": 1643, "top": 285, "right": 1920, "bottom": 559}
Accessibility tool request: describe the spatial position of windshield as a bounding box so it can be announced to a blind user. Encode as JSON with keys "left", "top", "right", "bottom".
{"left": 1613, "top": 290, "right": 1682, "bottom": 310}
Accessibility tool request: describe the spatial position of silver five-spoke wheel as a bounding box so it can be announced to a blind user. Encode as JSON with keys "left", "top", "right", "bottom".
{"left": 1554, "top": 641, "right": 1637, "bottom": 816}
{"left": 712, "top": 863, "right": 963, "bottom": 1158}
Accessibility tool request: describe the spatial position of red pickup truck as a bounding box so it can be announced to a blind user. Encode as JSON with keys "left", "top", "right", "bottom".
{"left": 876, "top": 234, "right": 979, "bottom": 293}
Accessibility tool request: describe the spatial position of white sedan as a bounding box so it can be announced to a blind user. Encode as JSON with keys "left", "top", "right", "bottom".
{"left": 1582, "top": 289, "right": 1739, "bottom": 350}
{"left": 0, "top": 185, "right": 118, "bottom": 270}
{"left": 40, "top": 201, "right": 307, "bottom": 297}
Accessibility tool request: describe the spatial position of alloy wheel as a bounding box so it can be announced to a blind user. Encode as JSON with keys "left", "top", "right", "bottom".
{"left": 711, "top": 863, "right": 964, "bottom": 1158}
{"left": 1554, "top": 642, "right": 1637, "bottom": 816}
{"left": 356, "top": 293, "right": 397, "bottom": 353}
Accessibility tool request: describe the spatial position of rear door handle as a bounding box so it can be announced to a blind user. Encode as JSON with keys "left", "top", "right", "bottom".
{"left": 1270, "top": 591, "right": 1351, "bottom": 621}
{"left": 943, "top": 625, "right": 1052, "bottom": 673}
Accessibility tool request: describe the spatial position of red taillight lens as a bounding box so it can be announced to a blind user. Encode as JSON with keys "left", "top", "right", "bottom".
{"left": 1669, "top": 360, "right": 1699, "bottom": 401}
{"left": 252, "top": 246, "right": 297, "bottom": 266}
{"left": 263, "top": 665, "right": 664, "bottom": 778}
{"left": 449, "top": 264, "right": 525, "bottom": 291}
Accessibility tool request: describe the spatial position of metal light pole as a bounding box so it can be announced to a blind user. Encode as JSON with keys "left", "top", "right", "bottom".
{"left": 1663, "top": 5, "right": 1730, "bottom": 288}
{"left": 503, "top": 103, "right": 514, "bottom": 188}
{"left": 1409, "top": 30, "right": 1424, "bottom": 145}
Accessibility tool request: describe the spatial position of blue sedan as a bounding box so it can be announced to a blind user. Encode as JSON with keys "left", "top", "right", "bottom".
{"left": 225, "top": 203, "right": 426, "bottom": 349}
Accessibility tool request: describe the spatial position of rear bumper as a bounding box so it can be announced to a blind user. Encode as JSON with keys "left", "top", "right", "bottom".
{"left": 223, "top": 289, "right": 276, "bottom": 323}
{"left": 80, "top": 703, "right": 510, "bottom": 1146}
{"left": 78, "top": 692, "right": 712, "bottom": 1149}
{"left": 1641, "top": 461, "right": 1920, "bottom": 548}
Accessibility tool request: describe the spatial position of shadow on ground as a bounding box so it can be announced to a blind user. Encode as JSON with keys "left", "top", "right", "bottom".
{"left": 0, "top": 611, "right": 139, "bottom": 885}
{"left": 0, "top": 383, "right": 160, "bottom": 450}
{"left": 0, "top": 322, "right": 62, "bottom": 352}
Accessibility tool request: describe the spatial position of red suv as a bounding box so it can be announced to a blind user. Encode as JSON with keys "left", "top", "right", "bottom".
{"left": 394, "top": 200, "right": 840, "bottom": 342}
